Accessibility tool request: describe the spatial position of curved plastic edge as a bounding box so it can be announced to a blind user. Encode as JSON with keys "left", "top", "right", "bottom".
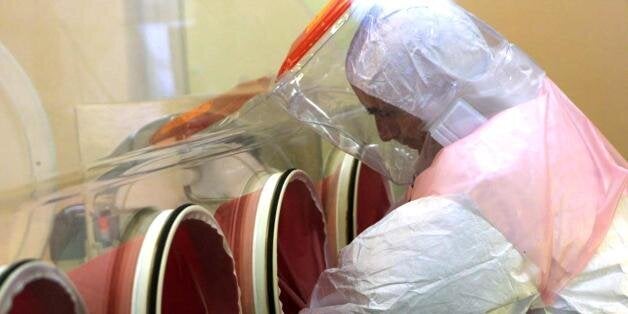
{"left": 0, "top": 259, "right": 86, "bottom": 314}
{"left": 352, "top": 161, "right": 393, "bottom": 238}
{"left": 0, "top": 42, "right": 56, "bottom": 186}
{"left": 269, "top": 169, "right": 327, "bottom": 313}
{"left": 131, "top": 204, "right": 241, "bottom": 314}
{"left": 251, "top": 172, "right": 284, "bottom": 314}
{"left": 277, "top": 0, "right": 353, "bottom": 77}
{"left": 325, "top": 151, "right": 358, "bottom": 253}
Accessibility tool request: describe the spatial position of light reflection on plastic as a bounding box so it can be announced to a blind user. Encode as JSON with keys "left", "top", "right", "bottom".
{"left": 140, "top": 23, "right": 177, "bottom": 98}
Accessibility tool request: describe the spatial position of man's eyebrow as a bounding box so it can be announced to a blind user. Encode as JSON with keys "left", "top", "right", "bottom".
{"left": 365, "top": 107, "right": 379, "bottom": 115}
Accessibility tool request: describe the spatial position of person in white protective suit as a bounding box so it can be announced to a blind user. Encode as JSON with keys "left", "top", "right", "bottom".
{"left": 274, "top": 0, "right": 627, "bottom": 312}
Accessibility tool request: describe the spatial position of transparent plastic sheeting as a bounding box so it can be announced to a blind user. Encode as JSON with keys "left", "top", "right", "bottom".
{"left": 274, "top": 0, "right": 627, "bottom": 307}
{"left": 3, "top": 92, "right": 402, "bottom": 313}
{"left": 5, "top": 119, "right": 328, "bottom": 294}
{"left": 0, "top": 67, "right": 398, "bottom": 314}
{"left": 0, "top": 76, "right": 313, "bottom": 311}
{"left": 1, "top": 84, "right": 299, "bottom": 252}
{"left": 0, "top": 0, "right": 324, "bottom": 182}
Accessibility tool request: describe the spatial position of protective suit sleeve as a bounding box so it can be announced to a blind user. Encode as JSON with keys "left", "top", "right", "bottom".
{"left": 303, "top": 196, "right": 628, "bottom": 313}
{"left": 303, "top": 197, "right": 537, "bottom": 313}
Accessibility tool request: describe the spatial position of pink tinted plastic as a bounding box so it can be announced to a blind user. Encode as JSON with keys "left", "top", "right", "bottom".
{"left": 69, "top": 237, "right": 143, "bottom": 314}
{"left": 411, "top": 78, "right": 627, "bottom": 303}
{"left": 277, "top": 179, "right": 327, "bottom": 313}
{"left": 69, "top": 215, "right": 238, "bottom": 314}
{"left": 355, "top": 164, "right": 391, "bottom": 235}
{"left": 215, "top": 190, "right": 262, "bottom": 314}
{"left": 319, "top": 168, "right": 343, "bottom": 260}
{"left": 162, "top": 219, "right": 240, "bottom": 314}
{"left": 215, "top": 175, "right": 327, "bottom": 313}
{"left": 277, "top": 0, "right": 352, "bottom": 77}
{"left": 9, "top": 279, "right": 76, "bottom": 314}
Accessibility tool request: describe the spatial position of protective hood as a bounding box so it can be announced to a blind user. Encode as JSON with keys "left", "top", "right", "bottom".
{"left": 274, "top": 0, "right": 544, "bottom": 184}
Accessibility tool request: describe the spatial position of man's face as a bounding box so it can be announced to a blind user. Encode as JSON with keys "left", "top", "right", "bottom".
{"left": 351, "top": 85, "right": 428, "bottom": 150}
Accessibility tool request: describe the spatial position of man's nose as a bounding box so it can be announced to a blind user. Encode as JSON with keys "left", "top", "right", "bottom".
{"left": 374, "top": 116, "right": 398, "bottom": 142}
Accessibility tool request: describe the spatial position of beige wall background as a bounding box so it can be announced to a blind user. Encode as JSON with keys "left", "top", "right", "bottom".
{"left": 456, "top": 0, "right": 627, "bottom": 157}
{"left": 183, "top": 0, "right": 325, "bottom": 94}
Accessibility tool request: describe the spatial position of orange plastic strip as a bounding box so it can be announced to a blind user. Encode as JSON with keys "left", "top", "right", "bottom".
{"left": 277, "top": 0, "right": 353, "bottom": 77}
{"left": 149, "top": 99, "right": 241, "bottom": 144}
{"left": 149, "top": 77, "right": 271, "bottom": 144}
